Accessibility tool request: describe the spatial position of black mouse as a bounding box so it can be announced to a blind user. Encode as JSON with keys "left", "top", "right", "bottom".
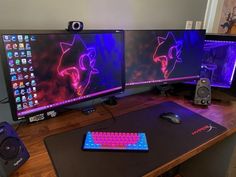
{"left": 160, "top": 112, "right": 181, "bottom": 124}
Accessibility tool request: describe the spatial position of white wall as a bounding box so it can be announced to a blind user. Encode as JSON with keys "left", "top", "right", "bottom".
{"left": 0, "top": 0, "right": 207, "bottom": 29}
{"left": 0, "top": 0, "right": 208, "bottom": 123}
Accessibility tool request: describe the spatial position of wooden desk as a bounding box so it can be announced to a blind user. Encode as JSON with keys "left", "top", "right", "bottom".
{"left": 11, "top": 93, "right": 236, "bottom": 177}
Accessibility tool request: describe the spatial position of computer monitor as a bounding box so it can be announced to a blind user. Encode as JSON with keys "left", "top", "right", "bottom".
{"left": 0, "top": 30, "right": 125, "bottom": 121}
{"left": 199, "top": 34, "right": 236, "bottom": 88}
{"left": 125, "top": 30, "right": 205, "bottom": 86}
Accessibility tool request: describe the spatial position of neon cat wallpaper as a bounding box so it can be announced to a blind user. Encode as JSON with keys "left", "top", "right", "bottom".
{"left": 125, "top": 30, "right": 205, "bottom": 86}
{"left": 2, "top": 32, "right": 124, "bottom": 117}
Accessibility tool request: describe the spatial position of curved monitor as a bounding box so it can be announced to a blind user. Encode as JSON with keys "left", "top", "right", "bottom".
{"left": 125, "top": 30, "right": 205, "bottom": 87}
{"left": 0, "top": 30, "right": 125, "bottom": 121}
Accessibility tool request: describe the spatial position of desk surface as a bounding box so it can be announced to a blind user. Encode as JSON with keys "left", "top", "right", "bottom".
{"left": 11, "top": 93, "right": 236, "bottom": 177}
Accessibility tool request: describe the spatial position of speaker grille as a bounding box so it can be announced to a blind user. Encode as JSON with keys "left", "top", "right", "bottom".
{"left": 0, "top": 137, "right": 21, "bottom": 160}
{"left": 197, "top": 86, "right": 209, "bottom": 98}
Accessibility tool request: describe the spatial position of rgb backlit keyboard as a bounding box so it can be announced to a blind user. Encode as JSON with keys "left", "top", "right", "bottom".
{"left": 83, "top": 131, "right": 149, "bottom": 151}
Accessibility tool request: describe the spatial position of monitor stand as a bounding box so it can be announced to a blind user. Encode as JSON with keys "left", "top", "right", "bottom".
{"left": 154, "top": 84, "right": 174, "bottom": 96}
{"left": 104, "top": 96, "right": 117, "bottom": 106}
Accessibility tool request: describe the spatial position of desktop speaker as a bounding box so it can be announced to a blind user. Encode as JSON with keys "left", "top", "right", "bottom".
{"left": 0, "top": 122, "right": 30, "bottom": 177}
{"left": 67, "top": 21, "right": 84, "bottom": 31}
{"left": 194, "top": 78, "right": 211, "bottom": 106}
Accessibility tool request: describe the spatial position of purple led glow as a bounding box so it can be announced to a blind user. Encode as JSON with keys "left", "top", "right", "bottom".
{"left": 126, "top": 75, "right": 198, "bottom": 86}
{"left": 17, "top": 86, "right": 122, "bottom": 116}
{"left": 200, "top": 39, "right": 236, "bottom": 88}
{"left": 83, "top": 131, "right": 149, "bottom": 151}
{"left": 153, "top": 32, "right": 183, "bottom": 79}
{"left": 57, "top": 35, "right": 99, "bottom": 96}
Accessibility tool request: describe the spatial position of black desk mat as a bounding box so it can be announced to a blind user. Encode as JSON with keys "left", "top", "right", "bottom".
{"left": 44, "top": 101, "right": 227, "bottom": 177}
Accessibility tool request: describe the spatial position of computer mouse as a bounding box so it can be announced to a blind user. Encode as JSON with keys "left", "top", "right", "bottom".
{"left": 159, "top": 112, "right": 181, "bottom": 124}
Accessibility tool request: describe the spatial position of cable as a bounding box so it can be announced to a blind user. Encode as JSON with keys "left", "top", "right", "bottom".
{"left": 101, "top": 103, "right": 116, "bottom": 122}
{"left": 0, "top": 97, "right": 8, "bottom": 104}
{"left": 15, "top": 120, "right": 27, "bottom": 133}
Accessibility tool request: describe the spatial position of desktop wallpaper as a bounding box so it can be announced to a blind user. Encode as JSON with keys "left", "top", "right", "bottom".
{"left": 125, "top": 30, "right": 205, "bottom": 85}
{"left": 2, "top": 33, "right": 124, "bottom": 116}
{"left": 33, "top": 33, "right": 123, "bottom": 105}
{"left": 201, "top": 40, "right": 236, "bottom": 88}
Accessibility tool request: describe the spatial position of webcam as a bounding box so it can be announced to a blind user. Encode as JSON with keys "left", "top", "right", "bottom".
{"left": 67, "top": 21, "right": 84, "bottom": 31}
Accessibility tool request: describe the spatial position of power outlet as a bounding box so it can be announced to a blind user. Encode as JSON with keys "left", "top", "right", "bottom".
{"left": 185, "top": 21, "right": 193, "bottom": 29}
{"left": 195, "top": 21, "right": 202, "bottom": 29}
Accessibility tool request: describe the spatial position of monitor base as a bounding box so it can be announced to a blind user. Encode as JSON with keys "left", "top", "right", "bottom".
{"left": 104, "top": 96, "right": 117, "bottom": 106}
{"left": 154, "top": 84, "right": 174, "bottom": 97}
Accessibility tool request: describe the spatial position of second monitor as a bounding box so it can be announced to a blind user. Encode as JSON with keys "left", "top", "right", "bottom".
{"left": 125, "top": 30, "right": 205, "bottom": 86}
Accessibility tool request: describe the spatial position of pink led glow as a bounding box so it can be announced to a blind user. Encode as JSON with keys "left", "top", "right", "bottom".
{"left": 91, "top": 132, "right": 139, "bottom": 148}
{"left": 57, "top": 35, "right": 99, "bottom": 96}
{"left": 153, "top": 32, "right": 183, "bottom": 79}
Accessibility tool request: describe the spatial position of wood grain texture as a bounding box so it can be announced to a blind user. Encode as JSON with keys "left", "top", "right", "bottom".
{"left": 10, "top": 92, "right": 236, "bottom": 177}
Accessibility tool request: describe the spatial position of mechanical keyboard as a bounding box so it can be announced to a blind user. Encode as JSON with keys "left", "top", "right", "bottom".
{"left": 83, "top": 131, "right": 149, "bottom": 151}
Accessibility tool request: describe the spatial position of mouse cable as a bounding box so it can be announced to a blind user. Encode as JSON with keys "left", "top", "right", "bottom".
{"left": 101, "top": 103, "right": 116, "bottom": 122}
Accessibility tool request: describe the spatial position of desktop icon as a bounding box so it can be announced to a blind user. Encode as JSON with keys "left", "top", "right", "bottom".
{"left": 31, "top": 80, "right": 36, "bottom": 86}
{"left": 28, "top": 101, "right": 34, "bottom": 107}
{"left": 8, "top": 60, "right": 14, "bottom": 67}
{"left": 13, "top": 83, "right": 18, "bottom": 89}
{"left": 24, "top": 75, "right": 29, "bottom": 79}
{"left": 22, "top": 96, "right": 27, "bottom": 102}
{"left": 14, "top": 52, "right": 19, "bottom": 57}
{"left": 11, "top": 35, "right": 17, "bottom": 42}
{"left": 28, "top": 58, "right": 32, "bottom": 64}
{"left": 29, "top": 66, "right": 34, "bottom": 71}
{"left": 28, "top": 94, "right": 33, "bottom": 100}
{"left": 26, "top": 88, "right": 32, "bottom": 94}
{"left": 17, "top": 104, "right": 22, "bottom": 110}
{"left": 15, "top": 59, "right": 21, "bottom": 65}
{"left": 20, "top": 51, "right": 26, "bottom": 57}
{"left": 25, "top": 82, "right": 30, "bottom": 87}
{"left": 30, "top": 73, "right": 35, "bottom": 78}
{"left": 23, "top": 102, "right": 28, "bottom": 109}
{"left": 15, "top": 97, "right": 21, "bottom": 103}
{"left": 34, "top": 100, "right": 39, "bottom": 105}
{"left": 18, "top": 35, "right": 23, "bottom": 42}
{"left": 5, "top": 44, "right": 12, "bottom": 50}
{"left": 33, "top": 93, "right": 37, "bottom": 98}
{"left": 11, "top": 75, "right": 17, "bottom": 81}
{"left": 7, "top": 51, "right": 13, "bottom": 59}
{"left": 18, "top": 74, "right": 23, "bottom": 80}
{"left": 19, "top": 82, "right": 25, "bottom": 88}
{"left": 19, "top": 43, "right": 25, "bottom": 50}
{"left": 30, "top": 35, "right": 36, "bottom": 41}
{"left": 23, "top": 67, "right": 28, "bottom": 72}
{"left": 21, "top": 58, "right": 27, "bottom": 65}
{"left": 20, "top": 89, "right": 25, "bottom": 95}
{"left": 24, "top": 35, "right": 29, "bottom": 42}
{"left": 16, "top": 67, "right": 22, "bottom": 73}
{"left": 26, "top": 51, "right": 32, "bottom": 57}
{"left": 25, "top": 43, "right": 31, "bottom": 50}
{"left": 12, "top": 43, "right": 18, "bottom": 50}
{"left": 10, "top": 68, "right": 16, "bottom": 75}
{"left": 14, "top": 90, "right": 20, "bottom": 96}
{"left": 32, "top": 87, "right": 36, "bottom": 92}
{"left": 3, "top": 35, "right": 11, "bottom": 42}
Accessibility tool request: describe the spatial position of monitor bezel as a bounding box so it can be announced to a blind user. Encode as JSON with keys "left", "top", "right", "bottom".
{"left": 124, "top": 29, "right": 206, "bottom": 88}
{"left": 0, "top": 30, "right": 125, "bottom": 121}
